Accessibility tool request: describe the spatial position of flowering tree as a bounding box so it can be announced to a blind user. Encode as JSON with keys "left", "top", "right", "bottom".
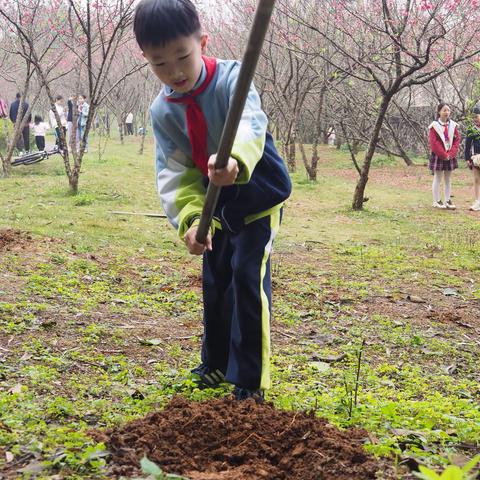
{"left": 0, "top": 1, "right": 59, "bottom": 175}
{"left": 279, "top": 0, "right": 480, "bottom": 209}
{"left": 0, "top": 0, "right": 140, "bottom": 192}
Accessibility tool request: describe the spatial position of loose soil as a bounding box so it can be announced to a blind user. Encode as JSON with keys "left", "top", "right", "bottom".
{"left": 93, "top": 396, "right": 384, "bottom": 480}
{"left": 0, "top": 229, "right": 28, "bottom": 250}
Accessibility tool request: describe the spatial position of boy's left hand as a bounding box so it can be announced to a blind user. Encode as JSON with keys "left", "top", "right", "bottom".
{"left": 208, "top": 155, "right": 239, "bottom": 186}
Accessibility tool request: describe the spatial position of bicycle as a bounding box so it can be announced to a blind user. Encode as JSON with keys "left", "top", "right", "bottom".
{"left": 11, "top": 146, "right": 62, "bottom": 167}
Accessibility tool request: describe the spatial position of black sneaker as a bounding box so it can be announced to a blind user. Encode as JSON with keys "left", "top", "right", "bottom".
{"left": 233, "top": 386, "right": 264, "bottom": 402}
{"left": 191, "top": 364, "right": 225, "bottom": 388}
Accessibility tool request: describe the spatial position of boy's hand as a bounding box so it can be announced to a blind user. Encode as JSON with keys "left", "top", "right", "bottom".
{"left": 184, "top": 226, "right": 212, "bottom": 255}
{"left": 208, "top": 155, "right": 239, "bottom": 186}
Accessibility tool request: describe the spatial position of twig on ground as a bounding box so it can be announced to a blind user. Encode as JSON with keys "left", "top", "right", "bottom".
{"left": 109, "top": 211, "right": 167, "bottom": 218}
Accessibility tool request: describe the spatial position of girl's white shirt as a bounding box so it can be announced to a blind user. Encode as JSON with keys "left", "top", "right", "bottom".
{"left": 32, "top": 122, "right": 50, "bottom": 136}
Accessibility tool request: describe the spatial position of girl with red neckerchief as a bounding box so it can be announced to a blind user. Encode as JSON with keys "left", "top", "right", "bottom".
{"left": 428, "top": 103, "right": 461, "bottom": 210}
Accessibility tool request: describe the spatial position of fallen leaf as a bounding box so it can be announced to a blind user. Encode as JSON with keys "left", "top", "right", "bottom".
{"left": 18, "top": 460, "right": 47, "bottom": 474}
{"left": 140, "top": 338, "right": 162, "bottom": 346}
{"left": 456, "top": 321, "right": 473, "bottom": 329}
{"left": 316, "top": 353, "right": 347, "bottom": 363}
{"left": 8, "top": 384, "right": 22, "bottom": 394}
{"left": 40, "top": 320, "right": 57, "bottom": 329}
{"left": 5, "top": 451, "right": 14, "bottom": 463}
{"left": 112, "top": 298, "right": 128, "bottom": 304}
{"left": 310, "top": 361, "right": 330, "bottom": 372}
{"left": 445, "top": 364, "right": 457, "bottom": 375}
{"left": 292, "top": 444, "right": 305, "bottom": 456}
{"left": 442, "top": 288, "right": 458, "bottom": 296}
{"left": 406, "top": 295, "right": 426, "bottom": 304}
{"left": 449, "top": 453, "right": 471, "bottom": 467}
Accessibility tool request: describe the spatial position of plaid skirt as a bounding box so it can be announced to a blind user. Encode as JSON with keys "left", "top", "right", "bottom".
{"left": 429, "top": 153, "right": 458, "bottom": 172}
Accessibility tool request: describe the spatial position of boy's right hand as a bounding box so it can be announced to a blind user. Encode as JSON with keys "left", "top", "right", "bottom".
{"left": 184, "top": 226, "right": 212, "bottom": 255}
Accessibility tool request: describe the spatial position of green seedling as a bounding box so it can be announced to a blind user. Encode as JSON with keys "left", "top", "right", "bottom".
{"left": 414, "top": 455, "right": 480, "bottom": 480}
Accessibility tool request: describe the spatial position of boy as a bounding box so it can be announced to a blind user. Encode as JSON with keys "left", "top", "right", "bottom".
{"left": 134, "top": 0, "right": 291, "bottom": 400}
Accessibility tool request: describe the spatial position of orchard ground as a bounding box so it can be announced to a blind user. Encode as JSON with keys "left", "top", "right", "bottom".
{"left": 0, "top": 134, "right": 479, "bottom": 479}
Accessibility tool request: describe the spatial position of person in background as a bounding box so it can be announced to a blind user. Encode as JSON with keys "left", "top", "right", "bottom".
{"left": 9, "top": 93, "right": 31, "bottom": 153}
{"left": 428, "top": 103, "right": 461, "bottom": 210}
{"left": 77, "top": 94, "right": 89, "bottom": 152}
{"left": 67, "top": 96, "right": 74, "bottom": 144}
{"left": 49, "top": 95, "right": 68, "bottom": 151}
{"left": 464, "top": 106, "right": 480, "bottom": 211}
{"left": 0, "top": 97, "right": 8, "bottom": 119}
{"left": 125, "top": 112, "right": 134, "bottom": 135}
{"left": 327, "top": 127, "right": 336, "bottom": 146}
{"left": 31, "top": 115, "right": 49, "bottom": 151}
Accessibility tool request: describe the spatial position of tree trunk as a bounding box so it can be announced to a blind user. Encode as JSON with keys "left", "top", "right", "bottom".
{"left": 308, "top": 87, "right": 326, "bottom": 181}
{"left": 352, "top": 95, "right": 392, "bottom": 210}
{"left": 282, "top": 140, "right": 288, "bottom": 163}
{"left": 335, "top": 135, "right": 342, "bottom": 149}
{"left": 310, "top": 145, "right": 318, "bottom": 181}
{"left": 288, "top": 138, "right": 296, "bottom": 172}
{"left": 322, "top": 130, "right": 329, "bottom": 145}
{"left": 352, "top": 139, "right": 360, "bottom": 155}
{"left": 1, "top": 119, "right": 11, "bottom": 177}
{"left": 300, "top": 142, "right": 317, "bottom": 181}
{"left": 117, "top": 111, "right": 124, "bottom": 145}
{"left": 138, "top": 107, "right": 148, "bottom": 155}
{"left": 69, "top": 168, "right": 79, "bottom": 193}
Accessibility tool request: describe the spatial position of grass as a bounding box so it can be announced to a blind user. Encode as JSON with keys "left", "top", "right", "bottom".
{"left": 0, "top": 134, "right": 479, "bottom": 479}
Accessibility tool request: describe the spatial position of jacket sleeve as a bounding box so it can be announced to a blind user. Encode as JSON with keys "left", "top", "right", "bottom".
{"left": 9, "top": 102, "right": 17, "bottom": 123}
{"left": 450, "top": 127, "right": 461, "bottom": 159}
{"left": 226, "top": 63, "right": 268, "bottom": 184}
{"left": 151, "top": 106, "right": 206, "bottom": 238}
{"left": 429, "top": 128, "right": 447, "bottom": 161}
{"left": 465, "top": 135, "right": 473, "bottom": 161}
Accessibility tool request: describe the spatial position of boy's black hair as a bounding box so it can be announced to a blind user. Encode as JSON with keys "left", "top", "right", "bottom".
{"left": 16, "top": 92, "right": 21, "bottom": 99}
{"left": 134, "top": 0, "right": 201, "bottom": 49}
{"left": 55, "top": 95, "right": 63, "bottom": 101}
{"left": 34, "top": 115, "right": 42, "bottom": 124}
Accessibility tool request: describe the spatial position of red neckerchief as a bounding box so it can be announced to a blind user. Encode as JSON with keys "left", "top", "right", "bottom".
{"left": 443, "top": 122, "right": 449, "bottom": 142}
{"left": 166, "top": 56, "right": 217, "bottom": 175}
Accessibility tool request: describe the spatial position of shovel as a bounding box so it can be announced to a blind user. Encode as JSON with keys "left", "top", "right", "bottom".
{"left": 195, "top": 0, "right": 276, "bottom": 244}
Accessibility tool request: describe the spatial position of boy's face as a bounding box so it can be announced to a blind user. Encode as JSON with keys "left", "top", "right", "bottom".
{"left": 143, "top": 34, "right": 208, "bottom": 93}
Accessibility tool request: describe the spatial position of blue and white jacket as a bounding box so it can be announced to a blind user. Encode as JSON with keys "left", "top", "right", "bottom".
{"left": 150, "top": 58, "right": 291, "bottom": 237}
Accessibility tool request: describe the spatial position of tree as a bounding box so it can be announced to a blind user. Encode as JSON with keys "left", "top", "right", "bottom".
{"left": 280, "top": 0, "right": 480, "bottom": 209}
{"left": 0, "top": 0, "right": 141, "bottom": 192}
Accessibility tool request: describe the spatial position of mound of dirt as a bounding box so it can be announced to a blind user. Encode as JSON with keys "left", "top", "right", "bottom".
{"left": 93, "top": 396, "right": 383, "bottom": 480}
{"left": 0, "top": 229, "right": 30, "bottom": 250}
